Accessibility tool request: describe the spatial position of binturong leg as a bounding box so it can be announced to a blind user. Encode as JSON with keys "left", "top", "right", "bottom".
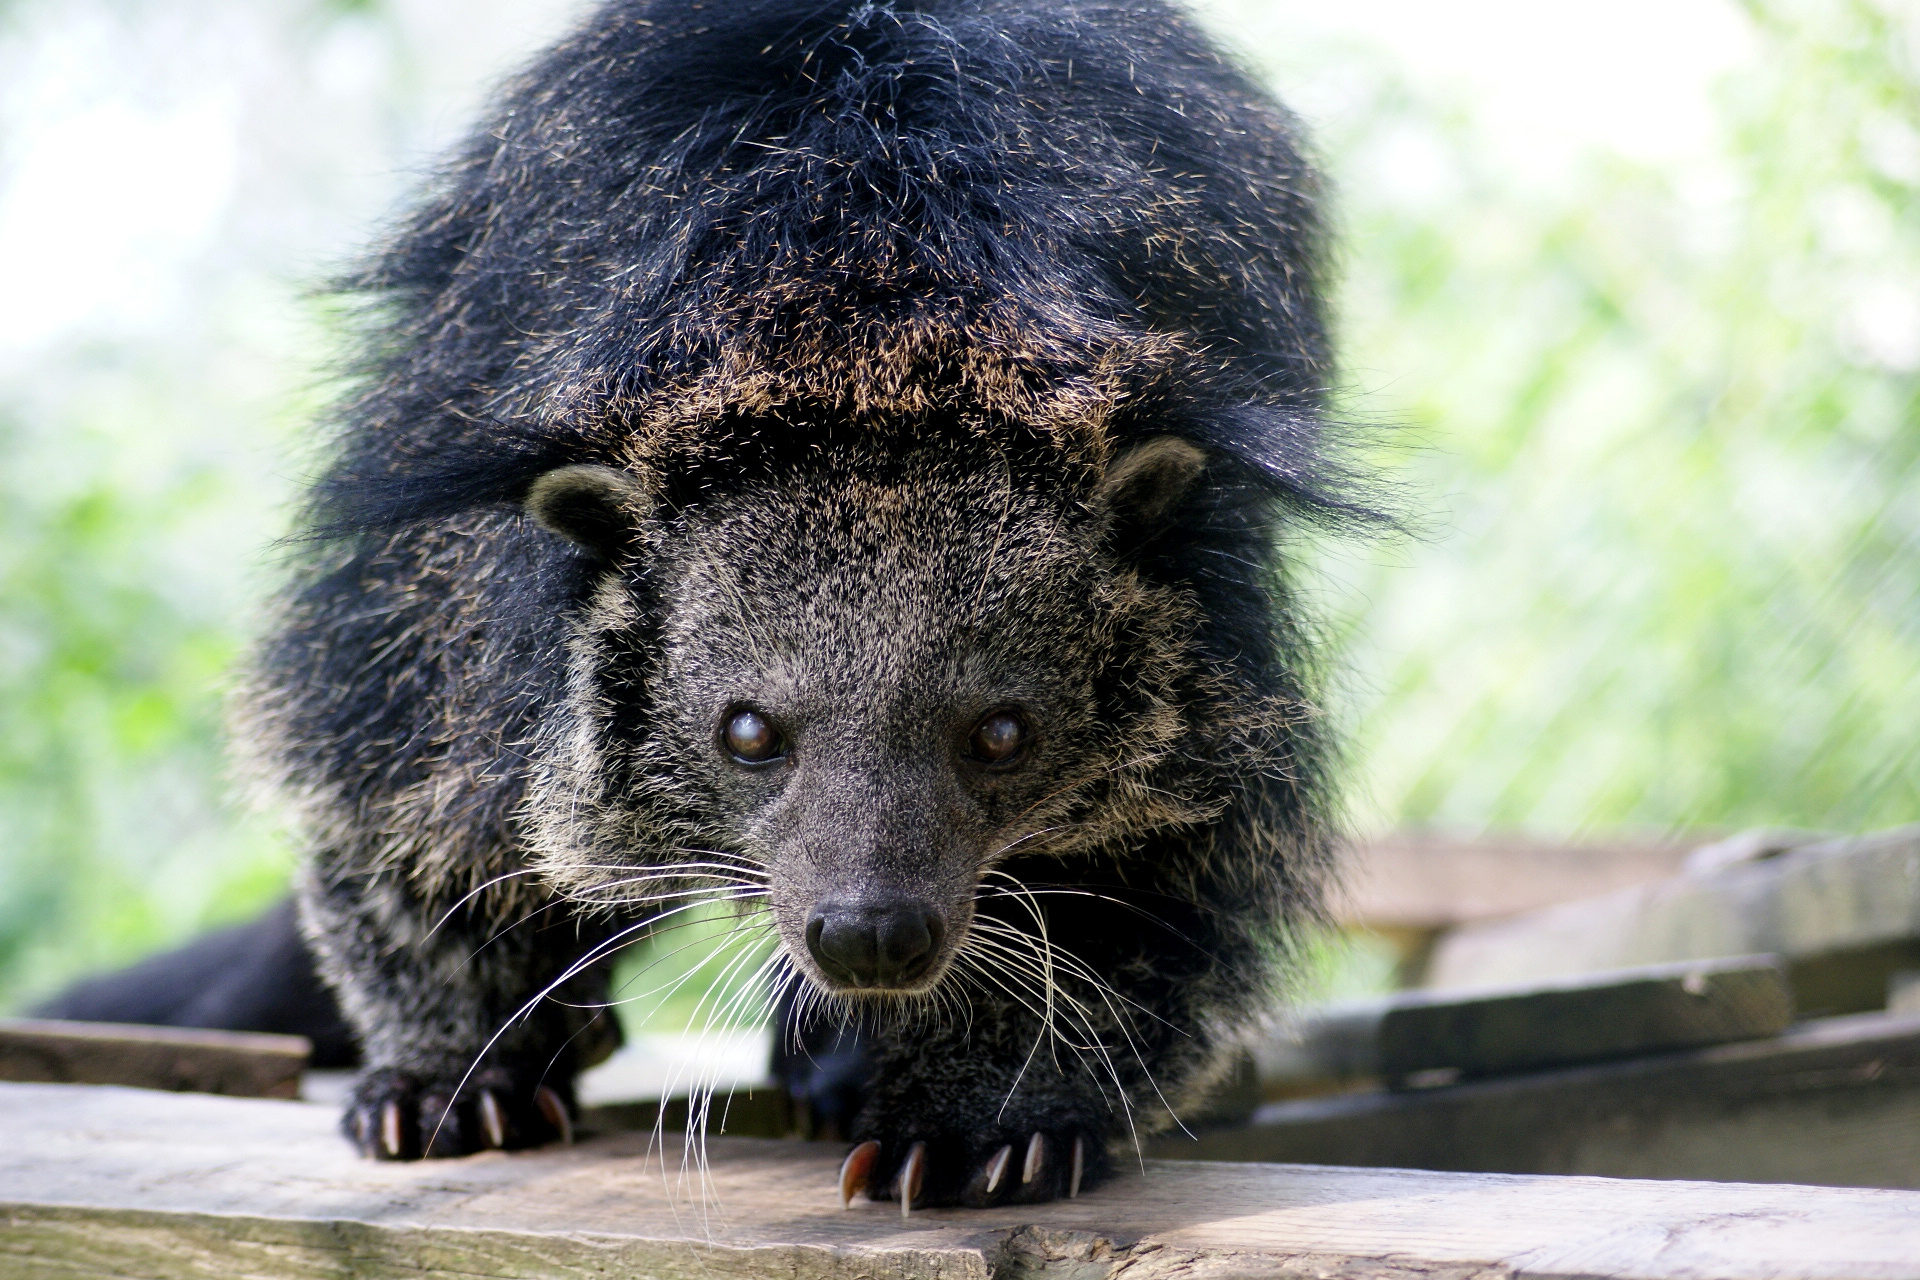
{"left": 830, "top": 848, "right": 1282, "bottom": 1213}
{"left": 299, "top": 868, "right": 621, "bottom": 1160}
{"left": 839, "top": 998, "right": 1126, "bottom": 1214}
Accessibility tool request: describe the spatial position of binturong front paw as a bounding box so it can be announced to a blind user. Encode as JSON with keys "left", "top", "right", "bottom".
{"left": 343, "top": 1066, "right": 574, "bottom": 1160}
{"left": 839, "top": 1122, "right": 1108, "bottom": 1215}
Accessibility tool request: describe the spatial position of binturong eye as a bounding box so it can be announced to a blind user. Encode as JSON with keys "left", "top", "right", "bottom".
{"left": 968, "top": 709, "right": 1029, "bottom": 765}
{"left": 721, "top": 707, "right": 785, "bottom": 765}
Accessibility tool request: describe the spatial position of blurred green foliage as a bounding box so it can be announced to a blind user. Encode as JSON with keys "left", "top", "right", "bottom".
{"left": 1316, "top": 0, "right": 1920, "bottom": 835}
{"left": 0, "top": 385, "right": 294, "bottom": 1009}
{"left": 0, "top": 0, "right": 1915, "bottom": 1014}
{"left": 609, "top": 902, "right": 779, "bottom": 1036}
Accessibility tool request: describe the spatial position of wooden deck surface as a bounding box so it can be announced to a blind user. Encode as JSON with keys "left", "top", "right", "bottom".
{"left": 5, "top": 1082, "right": 1920, "bottom": 1278}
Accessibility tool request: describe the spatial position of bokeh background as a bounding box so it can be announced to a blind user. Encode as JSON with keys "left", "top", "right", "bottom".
{"left": 0, "top": 0, "right": 1914, "bottom": 1016}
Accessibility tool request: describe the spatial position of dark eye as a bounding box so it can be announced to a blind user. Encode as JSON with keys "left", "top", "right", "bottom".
{"left": 721, "top": 707, "right": 785, "bottom": 764}
{"left": 968, "top": 709, "right": 1029, "bottom": 765}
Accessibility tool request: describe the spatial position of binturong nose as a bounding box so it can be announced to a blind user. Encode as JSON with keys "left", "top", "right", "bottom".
{"left": 805, "top": 897, "right": 947, "bottom": 989}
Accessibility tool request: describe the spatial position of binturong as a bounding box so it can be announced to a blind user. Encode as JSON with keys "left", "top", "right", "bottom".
{"left": 237, "top": 0, "right": 1368, "bottom": 1210}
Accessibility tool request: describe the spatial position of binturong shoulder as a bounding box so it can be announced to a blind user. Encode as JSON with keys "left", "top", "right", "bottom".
{"left": 237, "top": 0, "right": 1374, "bottom": 1204}
{"left": 308, "top": 0, "right": 1349, "bottom": 540}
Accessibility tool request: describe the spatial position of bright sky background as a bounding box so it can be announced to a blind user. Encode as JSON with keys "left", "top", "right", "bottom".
{"left": 0, "top": 0, "right": 1758, "bottom": 360}
{"left": 1197, "top": 0, "right": 1755, "bottom": 173}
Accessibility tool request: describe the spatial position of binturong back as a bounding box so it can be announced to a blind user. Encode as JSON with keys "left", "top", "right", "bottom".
{"left": 238, "top": 0, "right": 1366, "bottom": 1207}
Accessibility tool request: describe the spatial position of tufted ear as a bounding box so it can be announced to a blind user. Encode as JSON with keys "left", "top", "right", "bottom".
{"left": 1097, "top": 436, "right": 1207, "bottom": 538}
{"left": 525, "top": 464, "right": 652, "bottom": 558}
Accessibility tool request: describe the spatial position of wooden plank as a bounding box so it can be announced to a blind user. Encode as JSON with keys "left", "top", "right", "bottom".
{"left": 0, "top": 1017, "right": 308, "bottom": 1099}
{"left": 1254, "top": 957, "right": 1793, "bottom": 1091}
{"left": 1426, "top": 824, "right": 1920, "bottom": 1013}
{"left": 1159, "top": 1011, "right": 1920, "bottom": 1192}
{"left": 1378, "top": 955, "right": 1793, "bottom": 1081}
{"left": 1338, "top": 829, "right": 1701, "bottom": 930}
{"left": 4, "top": 1083, "right": 1920, "bottom": 1279}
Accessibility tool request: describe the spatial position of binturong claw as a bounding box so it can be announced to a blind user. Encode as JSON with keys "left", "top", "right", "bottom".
{"left": 1022, "top": 1131, "right": 1046, "bottom": 1186}
{"left": 380, "top": 1100, "right": 405, "bottom": 1159}
{"left": 840, "top": 1141, "right": 881, "bottom": 1208}
{"left": 478, "top": 1089, "right": 508, "bottom": 1149}
{"left": 961, "top": 1142, "right": 1014, "bottom": 1207}
{"left": 897, "top": 1141, "right": 927, "bottom": 1219}
{"left": 985, "top": 1143, "right": 1012, "bottom": 1195}
{"left": 534, "top": 1086, "right": 573, "bottom": 1145}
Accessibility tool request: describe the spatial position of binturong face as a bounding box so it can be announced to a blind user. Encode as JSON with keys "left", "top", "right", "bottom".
{"left": 520, "top": 434, "right": 1234, "bottom": 1004}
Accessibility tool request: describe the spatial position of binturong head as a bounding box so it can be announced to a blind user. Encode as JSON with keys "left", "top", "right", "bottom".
{"left": 516, "top": 428, "right": 1265, "bottom": 1005}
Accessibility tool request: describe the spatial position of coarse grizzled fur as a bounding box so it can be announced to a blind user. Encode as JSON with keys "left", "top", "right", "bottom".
{"left": 239, "top": 0, "right": 1359, "bottom": 1206}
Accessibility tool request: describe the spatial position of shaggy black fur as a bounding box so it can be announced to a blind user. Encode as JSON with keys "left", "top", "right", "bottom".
{"left": 213, "top": 0, "right": 1358, "bottom": 1208}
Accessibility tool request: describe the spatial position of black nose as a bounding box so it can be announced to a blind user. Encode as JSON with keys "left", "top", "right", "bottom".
{"left": 805, "top": 898, "right": 946, "bottom": 988}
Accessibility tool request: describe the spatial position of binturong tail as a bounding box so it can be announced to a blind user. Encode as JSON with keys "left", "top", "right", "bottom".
{"left": 29, "top": 898, "right": 359, "bottom": 1068}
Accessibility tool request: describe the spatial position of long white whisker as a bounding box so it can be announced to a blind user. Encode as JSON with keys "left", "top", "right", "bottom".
{"left": 429, "top": 892, "right": 770, "bottom": 1153}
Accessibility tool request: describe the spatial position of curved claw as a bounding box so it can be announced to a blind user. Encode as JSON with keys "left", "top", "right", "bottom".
{"left": 534, "top": 1086, "right": 573, "bottom": 1146}
{"left": 897, "top": 1141, "right": 927, "bottom": 1219}
{"left": 1070, "top": 1134, "right": 1085, "bottom": 1199}
{"left": 479, "top": 1089, "right": 508, "bottom": 1149}
{"left": 840, "top": 1140, "right": 881, "bottom": 1209}
{"left": 1021, "top": 1131, "right": 1046, "bottom": 1185}
{"left": 984, "top": 1143, "right": 1013, "bottom": 1196}
{"left": 379, "top": 1100, "right": 405, "bottom": 1159}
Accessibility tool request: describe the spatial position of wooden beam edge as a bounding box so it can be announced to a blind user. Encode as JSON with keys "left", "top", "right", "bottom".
{"left": 10, "top": 1085, "right": 1920, "bottom": 1280}
{"left": 1, "top": 1203, "right": 997, "bottom": 1280}
{"left": 0, "top": 1019, "right": 311, "bottom": 1058}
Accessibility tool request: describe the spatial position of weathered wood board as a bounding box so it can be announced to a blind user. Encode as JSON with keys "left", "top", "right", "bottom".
{"left": 1256, "top": 956, "right": 1793, "bottom": 1090}
{"left": 0, "top": 1017, "right": 308, "bottom": 1099}
{"left": 5, "top": 1082, "right": 1920, "bottom": 1279}
{"left": 1427, "top": 824, "right": 1920, "bottom": 1013}
{"left": 1378, "top": 954, "right": 1793, "bottom": 1080}
{"left": 1160, "top": 1011, "right": 1920, "bottom": 1191}
{"left": 1339, "top": 829, "right": 1700, "bottom": 931}
{"left": 1337, "top": 830, "right": 1705, "bottom": 983}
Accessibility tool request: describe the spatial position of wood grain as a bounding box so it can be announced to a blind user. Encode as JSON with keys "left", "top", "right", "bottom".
{"left": 1255, "top": 957, "right": 1794, "bottom": 1091}
{"left": 1426, "top": 825, "right": 1920, "bottom": 1014}
{"left": 0, "top": 1017, "right": 308, "bottom": 1099}
{"left": 5, "top": 1082, "right": 1920, "bottom": 1278}
{"left": 1375, "top": 955, "right": 1794, "bottom": 1080}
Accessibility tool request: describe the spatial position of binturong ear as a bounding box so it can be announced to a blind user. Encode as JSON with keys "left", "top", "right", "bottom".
{"left": 1096, "top": 436, "right": 1208, "bottom": 540}
{"left": 524, "top": 464, "right": 652, "bottom": 559}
